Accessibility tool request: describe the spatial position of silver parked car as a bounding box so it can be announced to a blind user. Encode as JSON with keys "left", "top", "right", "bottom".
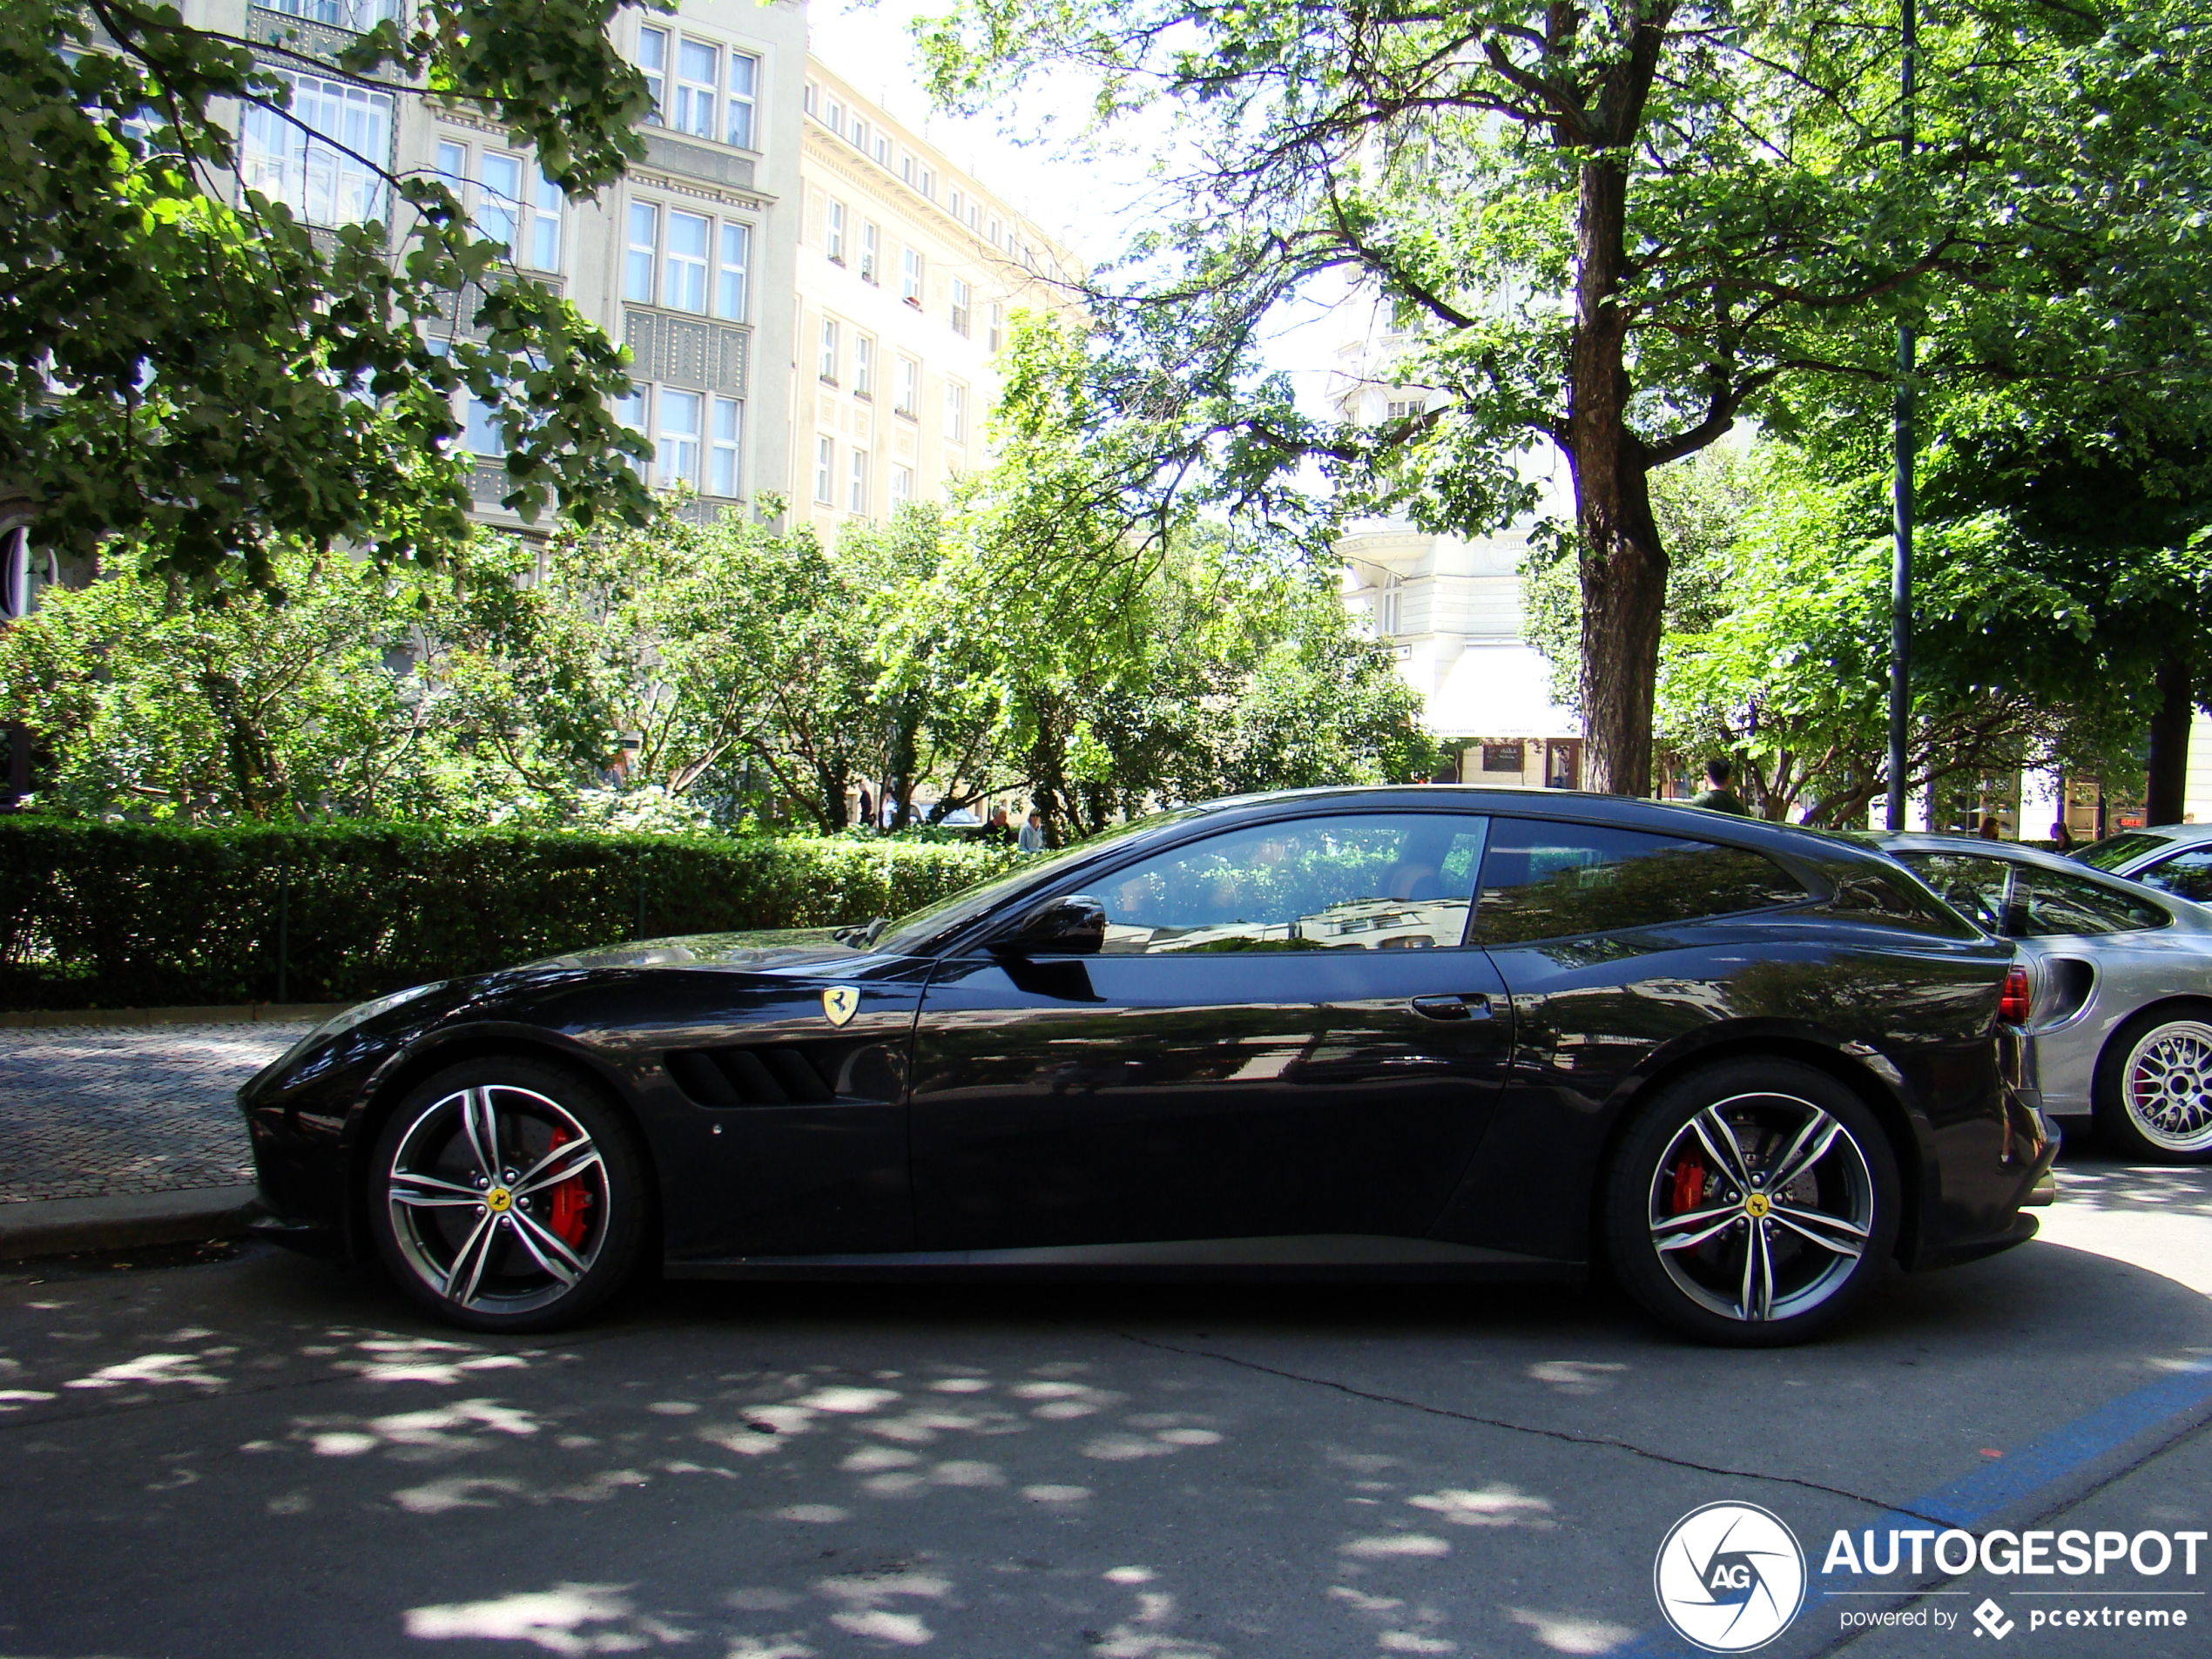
{"left": 2073, "top": 821, "right": 2212, "bottom": 903}
{"left": 1875, "top": 833, "right": 2212, "bottom": 1163}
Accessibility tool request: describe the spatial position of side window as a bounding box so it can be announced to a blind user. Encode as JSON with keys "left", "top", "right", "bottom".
{"left": 1474, "top": 820, "right": 1807, "bottom": 947}
{"left": 1822, "top": 867, "right": 1978, "bottom": 938}
{"left": 2133, "top": 846, "right": 2212, "bottom": 906}
{"left": 2013, "top": 867, "right": 2169, "bottom": 936}
{"left": 1896, "top": 853, "right": 2011, "bottom": 934}
{"left": 1094, "top": 815, "right": 1487, "bottom": 955}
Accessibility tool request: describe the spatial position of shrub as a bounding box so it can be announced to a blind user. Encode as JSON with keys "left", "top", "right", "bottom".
{"left": 0, "top": 819, "right": 1016, "bottom": 1009}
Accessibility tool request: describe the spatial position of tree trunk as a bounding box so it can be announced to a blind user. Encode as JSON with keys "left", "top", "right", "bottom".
{"left": 1566, "top": 157, "right": 1668, "bottom": 799}
{"left": 2145, "top": 649, "right": 2194, "bottom": 826}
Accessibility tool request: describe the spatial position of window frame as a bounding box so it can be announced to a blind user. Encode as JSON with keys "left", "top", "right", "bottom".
{"left": 672, "top": 37, "right": 720, "bottom": 139}
{"left": 894, "top": 356, "right": 920, "bottom": 418}
{"left": 826, "top": 198, "right": 846, "bottom": 265}
{"left": 709, "top": 395, "right": 743, "bottom": 498}
{"left": 663, "top": 207, "right": 711, "bottom": 311}
{"left": 818, "top": 318, "right": 840, "bottom": 383}
{"left": 813, "top": 435, "right": 837, "bottom": 505}
{"left": 944, "top": 379, "right": 968, "bottom": 442}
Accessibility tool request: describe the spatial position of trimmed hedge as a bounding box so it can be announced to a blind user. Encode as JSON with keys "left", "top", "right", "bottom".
{"left": 0, "top": 819, "right": 1018, "bottom": 1010}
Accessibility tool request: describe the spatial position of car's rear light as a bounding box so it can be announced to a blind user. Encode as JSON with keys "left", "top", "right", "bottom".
{"left": 1999, "top": 965, "right": 2032, "bottom": 1025}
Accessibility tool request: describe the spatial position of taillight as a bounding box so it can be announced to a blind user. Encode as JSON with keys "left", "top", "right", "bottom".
{"left": 1999, "top": 965, "right": 2032, "bottom": 1025}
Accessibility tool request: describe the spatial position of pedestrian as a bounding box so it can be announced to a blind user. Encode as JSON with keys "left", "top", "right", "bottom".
{"left": 857, "top": 785, "right": 873, "bottom": 829}
{"left": 977, "top": 806, "right": 1015, "bottom": 846}
{"left": 1019, "top": 810, "right": 1047, "bottom": 853}
{"left": 2050, "top": 819, "right": 2075, "bottom": 851}
{"left": 1979, "top": 817, "right": 2002, "bottom": 841}
{"left": 1689, "top": 757, "right": 1751, "bottom": 815}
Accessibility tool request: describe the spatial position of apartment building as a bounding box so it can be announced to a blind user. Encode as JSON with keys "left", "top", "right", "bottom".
{"left": 791, "top": 61, "right": 1076, "bottom": 535}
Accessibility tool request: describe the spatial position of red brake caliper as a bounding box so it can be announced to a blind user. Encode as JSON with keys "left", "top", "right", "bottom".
{"left": 543, "top": 1128, "right": 590, "bottom": 1248}
{"left": 1671, "top": 1154, "right": 1708, "bottom": 1215}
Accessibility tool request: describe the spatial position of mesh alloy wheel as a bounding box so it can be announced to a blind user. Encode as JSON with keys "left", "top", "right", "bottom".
{"left": 369, "top": 1062, "right": 646, "bottom": 1331}
{"left": 2113, "top": 1018, "right": 2212, "bottom": 1158}
{"left": 1607, "top": 1059, "right": 1899, "bottom": 1346}
{"left": 1647, "top": 1093, "right": 1876, "bottom": 1325}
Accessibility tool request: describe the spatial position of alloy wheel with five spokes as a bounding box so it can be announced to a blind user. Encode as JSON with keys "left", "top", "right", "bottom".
{"left": 369, "top": 1061, "right": 645, "bottom": 1331}
{"left": 1608, "top": 1059, "right": 1899, "bottom": 1346}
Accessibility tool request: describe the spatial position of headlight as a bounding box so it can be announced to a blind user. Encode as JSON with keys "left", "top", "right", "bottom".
{"left": 267, "top": 981, "right": 448, "bottom": 1075}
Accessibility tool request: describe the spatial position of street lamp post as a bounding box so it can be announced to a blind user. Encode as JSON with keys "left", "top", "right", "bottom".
{"left": 1885, "top": 0, "right": 1918, "bottom": 832}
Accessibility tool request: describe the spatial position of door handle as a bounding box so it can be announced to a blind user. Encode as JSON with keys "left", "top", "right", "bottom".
{"left": 1411, "top": 994, "right": 1491, "bottom": 1021}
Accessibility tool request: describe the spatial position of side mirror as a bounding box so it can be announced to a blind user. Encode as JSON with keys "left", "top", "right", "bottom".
{"left": 995, "top": 894, "right": 1106, "bottom": 957}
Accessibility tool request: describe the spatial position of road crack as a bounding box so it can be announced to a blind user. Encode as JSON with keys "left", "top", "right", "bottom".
{"left": 1119, "top": 1330, "right": 1955, "bottom": 1526}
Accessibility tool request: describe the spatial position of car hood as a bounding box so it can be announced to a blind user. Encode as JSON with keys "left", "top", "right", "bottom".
{"left": 518, "top": 927, "right": 871, "bottom": 974}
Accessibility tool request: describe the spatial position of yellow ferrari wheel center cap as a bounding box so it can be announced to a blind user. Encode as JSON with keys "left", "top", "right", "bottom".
{"left": 484, "top": 1187, "right": 513, "bottom": 1213}
{"left": 1743, "top": 1192, "right": 1770, "bottom": 1219}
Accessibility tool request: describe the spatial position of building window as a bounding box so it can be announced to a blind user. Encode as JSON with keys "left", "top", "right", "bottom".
{"left": 260, "top": 0, "right": 400, "bottom": 27}
{"left": 814, "top": 435, "right": 836, "bottom": 504}
{"left": 900, "top": 248, "right": 923, "bottom": 306}
{"left": 890, "top": 466, "right": 914, "bottom": 508}
{"left": 949, "top": 278, "right": 970, "bottom": 338}
{"left": 873, "top": 134, "right": 889, "bottom": 165}
{"left": 658, "top": 389, "right": 702, "bottom": 487}
{"left": 900, "top": 154, "right": 914, "bottom": 185}
{"left": 802, "top": 81, "right": 817, "bottom": 116}
{"left": 987, "top": 302, "right": 1003, "bottom": 354}
{"left": 664, "top": 209, "right": 710, "bottom": 310}
{"left": 849, "top": 449, "right": 868, "bottom": 515}
{"left": 674, "top": 38, "right": 719, "bottom": 138}
{"left": 466, "top": 395, "right": 501, "bottom": 457}
{"left": 968, "top": 203, "right": 980, "bottom": 230}
{"left": 988, "top": 214, "right": 1001, "bottom": 245}
{"left": 949, "top": 187, "right": 965, "bottom": 220}
{"left": 531, "top": 170, "right": 562, "bottom": 269}
{"left": 894, "top": 357, "right": 919, "bottom": 417}
{"left": 716, "top": 222, "right": 751, "bottom": 320}
{"left": 710, "top": 396, "right": 742, "bottom": 497}
{"left": 853, "top": 335, "right": 874, "bottom": 397}
{"left": 826, "top": 97, "right": 844, "bottom": 133}
{"left": 725, "top": 52, "right": 757, "bottom": 149}
{"left": 849, "top": 115, "right": 867, "bottom": 149}
{"left": 819, "top": 319, "right": 840, "bottom": 382}
{"left": 613, "top": 383, "right": 647, "bottom": 443}
{"left": 437, "top": 142, "right": 562, "bottom": 272}
{"left": 1386, "top": 398, "right": 1423, "bottom": 419}
{"left": 919, "top": 165, "right": 935, "bottom": 198}
{"left": 239, "top": 72, "right": 392, "bottom": 226}
{"left": 944, "top": 380, "right": 967, "bottom": 442}
{"left": 826, "top": 199, "right": 846, "bottom": 264}
{"left": 624, "top": 201, "right": 658, "bottom": 303}
{"left": 859, "top": 221, "right": 880, "bottom": 284}
{"left": 637, "top": 26, "right": 668, "bottom": 122}
{"left": 1545, "top": 738, "right": 1581, "bottom": 791}
{"left": 1378, "top": 572, "right": 1402, "bottom": 636}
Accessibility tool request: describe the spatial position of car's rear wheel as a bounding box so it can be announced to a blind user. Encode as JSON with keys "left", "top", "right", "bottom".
{"left": 2095, "top": 1004, "right": 2212, "bottom": 1163}
{"left": 368, "top": 1057, "right": 650, "bottom": 1332}
{"left": 1604, "top": 1059, "right": 1900, "bottom": 1346}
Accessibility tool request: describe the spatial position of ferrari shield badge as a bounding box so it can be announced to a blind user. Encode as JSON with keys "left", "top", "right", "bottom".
{"left": 821, "top": 986, "right": 861, "bottom": 1028}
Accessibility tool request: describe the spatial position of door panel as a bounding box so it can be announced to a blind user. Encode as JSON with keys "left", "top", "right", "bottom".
{"left": 908, "top": 810, "right": 1513, "bottom": 1251}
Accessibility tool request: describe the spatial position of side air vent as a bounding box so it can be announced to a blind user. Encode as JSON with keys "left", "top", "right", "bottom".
{"left": 666, "top": 1045, "right": 836, "bottom": 1107}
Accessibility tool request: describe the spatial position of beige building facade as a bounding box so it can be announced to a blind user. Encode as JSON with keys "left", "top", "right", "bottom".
{"left": 789, "top": 61, "right": 1075, "bottom": 536}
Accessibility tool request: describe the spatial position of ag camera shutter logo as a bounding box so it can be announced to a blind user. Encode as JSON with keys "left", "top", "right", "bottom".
{"left": 1654, "top": 1501, "right": 1807, "bottom": 1652}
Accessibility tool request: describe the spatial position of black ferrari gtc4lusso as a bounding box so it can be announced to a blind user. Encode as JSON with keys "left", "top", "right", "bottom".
{"left": 241, "top": 786, "right": 2054, "bottom": 1345}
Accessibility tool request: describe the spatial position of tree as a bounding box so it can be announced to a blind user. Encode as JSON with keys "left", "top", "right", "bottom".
{"left": 2, "top": 0, "right": 654, "bottom": 591}
{"left": 921, "top": 0, "right": 2212, "bottom": 795}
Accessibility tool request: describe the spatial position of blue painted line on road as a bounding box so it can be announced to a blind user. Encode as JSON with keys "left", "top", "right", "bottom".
{"left": 1607, "top": 1361, "right": 2212, "bottom": 1658}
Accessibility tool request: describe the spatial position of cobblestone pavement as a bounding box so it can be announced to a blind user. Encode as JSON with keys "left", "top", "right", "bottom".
{"left": 0, "top": 1023, "right": 309, "bottom": 1204}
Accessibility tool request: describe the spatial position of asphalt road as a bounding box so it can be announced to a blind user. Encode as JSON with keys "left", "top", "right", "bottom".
{"left": 1, "top": 1155, "right": 2207, "bottom": 1659}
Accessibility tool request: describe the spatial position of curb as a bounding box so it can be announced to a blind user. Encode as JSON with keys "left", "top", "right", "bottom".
{"left": 0, "top": 1004, "right": 347, "bottom": 1030}
{"left": 0, "top": 1185, "right": 262, "bottom": 1261}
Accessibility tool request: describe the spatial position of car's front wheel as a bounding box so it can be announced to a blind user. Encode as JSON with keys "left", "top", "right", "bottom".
{"left": 368, "top": 1058, "right": 650, "bottom": 1332}
{"left": 2095, "top": 1004, "right": 2212, "bottom": 1163}
{"left": 1604, "top": 1060, "right": 1900, "bottom": 1346}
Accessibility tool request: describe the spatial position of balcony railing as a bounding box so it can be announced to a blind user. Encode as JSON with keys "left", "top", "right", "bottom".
{"left": 254, "top": 0, "right": 401, "bottom": 32}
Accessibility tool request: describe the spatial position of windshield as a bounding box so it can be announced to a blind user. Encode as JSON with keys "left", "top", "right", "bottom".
{"left": 2074, "top": 831, "right": 2174, "bottom": 872}
{"left": 873, "top": 807, "right": 1203, "bottom": 955}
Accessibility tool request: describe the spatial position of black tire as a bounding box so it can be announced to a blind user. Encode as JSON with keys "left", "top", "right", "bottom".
{"left": 1603, "top": 1058, "right": 1901, "bottom": 1347}
{"left": 367, "top": 1056, "right": 651, "bottom": 1332}
{"left": 2094, "top": 1001, "right": 2212, "bottom": 1163}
